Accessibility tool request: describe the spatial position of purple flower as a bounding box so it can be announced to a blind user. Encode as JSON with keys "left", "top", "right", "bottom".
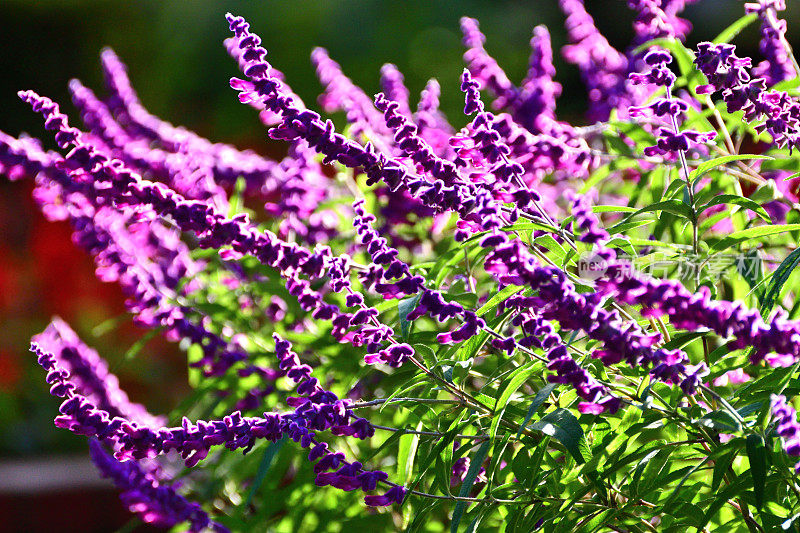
{"left": 32, "top": 319, "right": 164, "bottom": 427}
{"left": 460, "top": 17, "right": 519, "bottom": 111}
{"left": 627, "top": 0, "right": 693, "bottom": 48}
{"left": 516, "top": 26, "right": 562, "bottom": 133}
{"left": 363, "top": 485, "right": 406, "bottom": 507}
{"left": 312, "top": 47, "right": 390, "bottom": 140}
{"left": 380, "top": 63, "right": 412, "bottom": 118}
{"left": 559, "top": 0, "right": 632, "bottom": 121}
{"left": 746, "top": 0, "right": 795, "bottom": 86}
{"left": 89, "top": 440, "right": 228, "bottom": 532}
{"left": 771, "top": 394, "right": 800, "bottom": 471}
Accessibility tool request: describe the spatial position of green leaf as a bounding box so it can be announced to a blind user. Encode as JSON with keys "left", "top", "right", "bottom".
{"left": 697, "top": 410, "right": 742, "bottom": 433}
{"left": 660, "top": 330, "right": 709, "bottom": 351}
{"left": 689, "top": 154, "right": 773, "bottom": 184}
{"left": 463, "top": 510, "right": 486, "bottom": 533}
{"left": 746, "top": 434, "right": 767, "bottom": 509}
{"left": 533, "top": 234, "right": 567, "bottom": 262}
{"left": 450, "top": 440, "right": 491, "bottom": 533}
{"left": 583, "top": 510, "right": 617, "bottom": 532}
{"left": 409, "top": 414, "right": 470, "bottom": 493}
{"left": 227, "top": 176, "right": 247, "bottom": 217}
{"left": 697, "top": 194, "right": 770, "bottom": 222}
{"left": 709, "top": 224, "right": 800, "bottom": 255}
{"left": 748, "top": 179, "right": 781, "bottom": 204}
{"left": 490, "top": 362, "right": 536, "bottom": 439}
{"left": 696, "top": 474, "right": 751, "bottom": 530}
{"left": 591, "top": 205, "right": 637, "bottom": 214}
{"left": 761, "top": 247, "right": 800, "bottom": 315}
{"left": 361, "top": 428, "right": 409, "bottom": 464}
{"left": 476, "top": 285, "right": 524, "bottom": 317}
{"left": 612, "top": 200, "right": 694, "bottom": 230}
{"left": 244, "top": 437, "right": 285, "bottom": 507}
{"left": 123, "top": 327, "right": 163, "bottom": 362}
{"left": 398, "top": 422, "right": 422, "bottom": 486}
{"left": 711, "top": 442, "right": 741, "bottom": 491}
{"left": 712, "top": 13, "right": 758, "bottom": 44}
{"left": 531, "top": 408, "right": 591, "bottom": 464}
{"left": 405, "top": 501, "right": 442, "bottom": 533}
{"left": 398, "top": 294, "right": 422, "bottom": 340}
{"left": 516, "top": 383, "right": 557, "bottom": 439}
{"left": 633, "top": 446, "right": 675, "bottom": 498}
{"left": 511, "top": 449, "right": 533, "bottom": 485}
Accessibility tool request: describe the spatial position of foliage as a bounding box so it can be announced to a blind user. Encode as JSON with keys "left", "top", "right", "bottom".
{"left": 5, "top": 1, "right": 800, "bottom": 532}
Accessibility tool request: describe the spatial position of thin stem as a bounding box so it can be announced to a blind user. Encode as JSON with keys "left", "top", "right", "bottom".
{"left": 371, "top": 424, "right": 496, "bottom": 441}
{"left": 666, "top": 84, "right": 698, "bottom": 255}
{"left": 351, "top": 397, "right": 463, "bottom": 409}
{"left": 764, "top": 6, "right": 800, "bottom": 81}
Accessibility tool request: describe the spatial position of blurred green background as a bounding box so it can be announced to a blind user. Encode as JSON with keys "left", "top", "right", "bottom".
{"left": 0, "top": 0, "right": 796, "bottom": 458}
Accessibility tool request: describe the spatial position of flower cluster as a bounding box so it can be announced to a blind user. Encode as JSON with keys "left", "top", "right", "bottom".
{"left": 695, "top": 41, "right": 800, "bottom": 150}
{"left": 771, "top": 394, "right": 800, "bottom": 472}
{"left": 8, "top": 4, "right": 800, "bottom": 530}
{"left": 746, "top": 0, "right": 794, "bottom": 86}
{"left": 629, "top": 49, "right": 716, "bottom": 156}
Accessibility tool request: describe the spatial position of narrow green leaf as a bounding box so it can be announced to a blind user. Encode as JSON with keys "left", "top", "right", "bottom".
{"left": 463, "top": 510, "right": 486, "bottom": 533}
{"left": 490, "top": 362, "right": 536, "bottom": 439}
{"left": 244, "top": 438, "right": 285, "bottom": 507}
{"left": 709, "top": 224, "right": 800, "bottom": 254}
{"left": 405, "top": 501, "right": 442, "bottom": 533}
{"left": 634, "top": 446, "right": 675, "bottom": 498}
{"left": 689, "top": 154, "right": 773, "bottom": 184}
{"left": 697, "top": 411, "right": 742, "bottom": 433}
{"left": 516, "top": 383, "right": 557, "bottom": 439}
{"left": 531, "top": 408, "right": 591, "bottom": 464}
{"left": 123, "top": 327, "right": 163, "bottom": 362}
{"left": 697, "top": 194, "right": 770, "bottom": 222}
{"left": 660, "top": 330, "right": 709, "bottom": 351}
{"left": 398, "top": 294, "right": 422, "bottom": 340}
{"left": 476, "top": 285, "right": 524, "bottom": 316}
{"left": 227, "top": 176, "right": 247, "bottom": 217}
{"left": 761, "top": 247, "right": 800, "bottom": 315}
{"left": 409, "top": 414, "right": 469, "bottom": 493}
{"left": 613, "top": 200, "right": 694, "bottom": 228}
{"left": 591, "top": 205, "right": 637, "bottom": 214}
{"left": 451, "top": 440, "right": 491, "bottom": 533}
{"left": 398, "top": 422, "right": 422, "bottom": 485}
{"left": 712, "top": 13, "right": 758, "bottom": 44}
{"left": 746, "top": 434, "right": 767, "bottom": 509}
{"left": 361, "top": 428, "right": 408, "bottom": 464}
{"left": 696, "top": 474, "right": 751, "bottom": 530}
{"left": 712, "top": 446, "right": 739, "bottom": 491}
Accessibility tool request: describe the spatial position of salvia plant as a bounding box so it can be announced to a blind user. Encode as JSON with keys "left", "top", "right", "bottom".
{"left": 10, "top": 1, "right": 800, "bottom": 531}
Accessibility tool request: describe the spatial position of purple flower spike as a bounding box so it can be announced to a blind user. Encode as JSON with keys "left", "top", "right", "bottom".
{"left": 380, "top": 63, "right": 412, "bottom": 118}
{"left": 746, "top": 0, "right": 794, "bottom": 86}
{"left": 628, "top": 49, "right": 717, "bottom": 157}
{"left": 33, "top": 319, "right": 164, "bottom": 428}
{"left": 559, "top": 0, "right": 632, "bottom": 121}
{"left": 364, "top": 484, "right": 406, "bottom": 507}
{"left": 517, "top": 25, "right": 562, "bottom": 133}
{"left": 771, "top": 395, "right": 800, "bottom": 471}
{"left": 89, "top": 440, "right": 228, "bottom": 532}
{"left": 460, "top": 17, "right": 519, "bottom": 111}
{"left": 628, "top": 0, "right": 694, "bottom": 48}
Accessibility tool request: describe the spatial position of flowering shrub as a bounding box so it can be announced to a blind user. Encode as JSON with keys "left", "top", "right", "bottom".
{"left": 7, "top": 1, "right": 800, "bottom": 531}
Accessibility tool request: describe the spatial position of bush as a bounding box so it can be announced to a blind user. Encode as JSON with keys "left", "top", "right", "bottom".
{"left": 4, "top": 2, "right": 800, "bottom": 531}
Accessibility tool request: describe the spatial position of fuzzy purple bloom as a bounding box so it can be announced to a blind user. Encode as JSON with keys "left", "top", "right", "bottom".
{"left": 89, "top": 440, "right": 228, "bottom": 532}
{"left": 771, "top": 394, "right": 800, "bottom": 472}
